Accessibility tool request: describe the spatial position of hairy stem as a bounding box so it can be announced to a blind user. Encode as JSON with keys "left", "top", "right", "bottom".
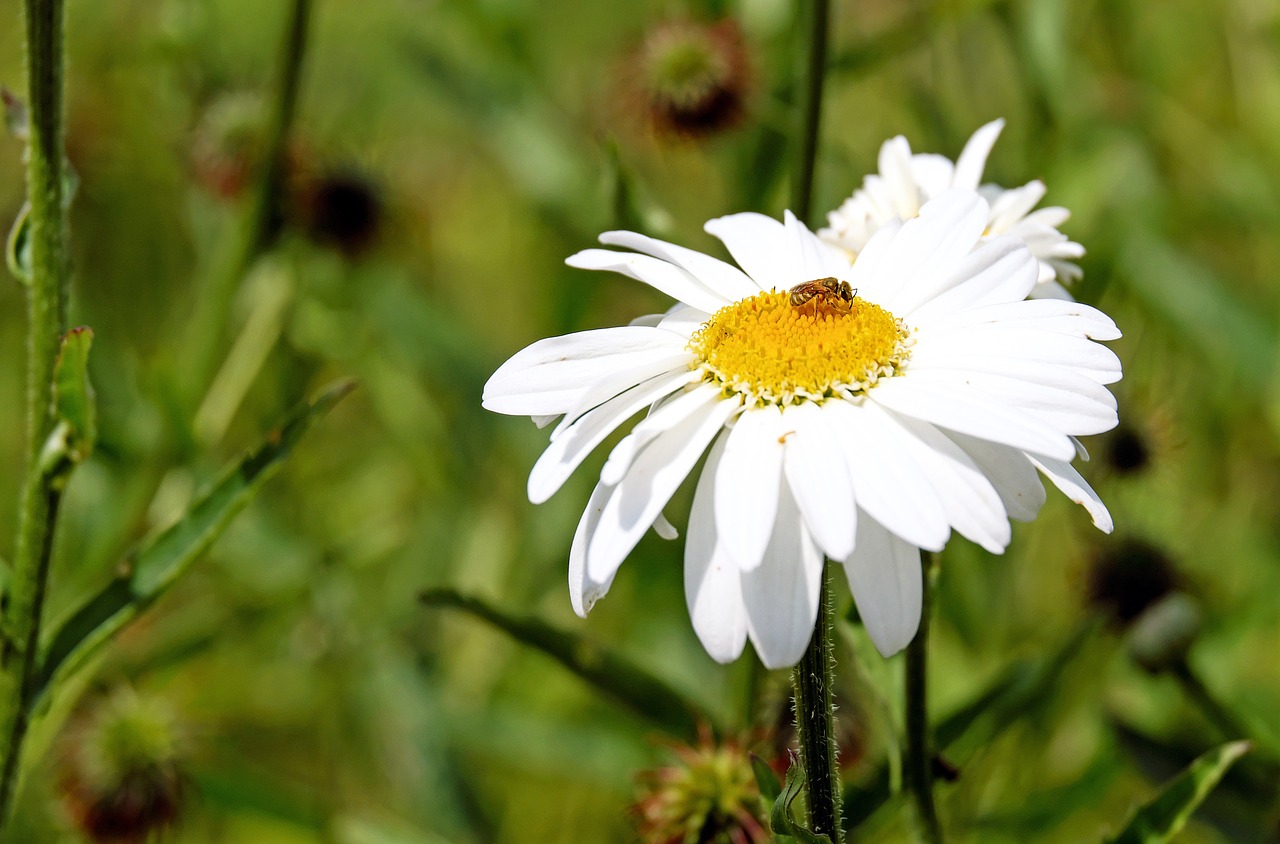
{"left": 0, "top": 0, "right": 69, "bottom": 827}
{"left": 906, "top": 552, "right": 943, "bottom": 843}
{"left": 792, "top": 568, "right": 844, "bottom": 842}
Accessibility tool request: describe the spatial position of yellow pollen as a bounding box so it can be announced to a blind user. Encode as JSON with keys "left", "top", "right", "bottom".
{"left": 688, "top": 290, "right": 911, "bottom": 406}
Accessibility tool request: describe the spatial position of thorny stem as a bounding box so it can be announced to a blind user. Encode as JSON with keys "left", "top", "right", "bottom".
{"left": 0, "top": 0, "right": 69, "bottom": 828}
{"left": 792, "top": 568, "right": 844, "bottom": 842}
{"left": 906, "top": 552, "right": 943, "bottom": 843}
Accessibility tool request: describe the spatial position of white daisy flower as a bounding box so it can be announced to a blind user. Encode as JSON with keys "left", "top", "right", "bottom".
{"left": 483, "top": 190, "right": 1120, "bottom": 669}
{"left": 820, "top": 119, "right": 1085, "bottom": 300}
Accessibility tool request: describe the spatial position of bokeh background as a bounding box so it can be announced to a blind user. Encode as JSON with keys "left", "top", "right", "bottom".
{"left": 1, "top": 0, "right": 1278, "bottom": 841}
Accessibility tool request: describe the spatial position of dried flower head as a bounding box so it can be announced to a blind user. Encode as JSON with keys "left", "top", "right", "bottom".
{"left": 628, "top": 19, "right": 751, "bottom": 140}
{"left": 59, "top": 689, "right": 187, "bottom": 843}
{"left": 294, "top": 170, "right": 384, "bottom": 258}
{"left": 190, "top": 92, "right": 268, "bottom": 200}
{"left": 632, "top": 731, "right": 769, "bottom": 844}
{"left": 1087, "top": 537, "right": 1181, "bottom": 627}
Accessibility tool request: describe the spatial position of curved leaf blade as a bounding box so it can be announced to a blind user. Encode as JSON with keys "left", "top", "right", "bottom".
{"left": 419, "top": 588, "right": 714, "bottom": 741}
{"left": 33, "top": 379, "right": 356, "bottom": 707}
{"left": 1103, "top": 740, "right": 1250, "bottom": 844}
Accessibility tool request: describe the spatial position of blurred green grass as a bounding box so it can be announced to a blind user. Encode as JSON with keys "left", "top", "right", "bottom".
{"left": 2, "top": 0, "right": 1279, "bottom": 841}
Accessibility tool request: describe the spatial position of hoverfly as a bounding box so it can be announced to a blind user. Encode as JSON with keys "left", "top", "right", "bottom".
{"left": 788, "top": 277, "right": 856, "bottom": 315}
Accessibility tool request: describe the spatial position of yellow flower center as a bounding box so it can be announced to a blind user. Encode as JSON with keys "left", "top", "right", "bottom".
{"left": 688, "top": 288, "right": 911, "bottom": 406}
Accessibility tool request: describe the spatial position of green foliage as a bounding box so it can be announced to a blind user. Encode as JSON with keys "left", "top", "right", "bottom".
{"left": 1103, "top": 742, "right": 1250, "bottom": 844}
{"left": 419, "top": 587, "right": 713, "bottom": 741}
{"left": 770, "top": 758, "right": 834, "bottom": 844}
{"left": 34, "top": 380, "right": 354, "bottom": 710}
{"left": 0, "top": 0, "right": 1276, "bottom": 840}
{"left": 37, "top": 326, "right": 96, "bottom": 486}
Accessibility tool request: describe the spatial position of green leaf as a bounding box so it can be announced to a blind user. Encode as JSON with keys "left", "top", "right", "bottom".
{"left": 38, "top": 326, "right": 96, "bottom": 485}
{"left": 7, "top": 202, "right": 31, "bottom": 284}
{"left": 1103, "top": 741, "right": 1250, "bottom": 844}
{"left": 32, "top": 379, "right": 356, "bottom": 708}
{"left": 752, "top": 753, "right": 783, "bottom": 803}
{"left": 769, "top": 757, "right": 833, "bottom": 844}
{"left": 419, "top": 588, "right": 713, "bottom": 742}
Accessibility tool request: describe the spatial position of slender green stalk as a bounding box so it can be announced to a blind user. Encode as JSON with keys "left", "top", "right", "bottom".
{"left": 792, "top": 0, "right": 830, "bottom": 226}
{"left": 1171, "top": 659, "right": 1252, "bottom": 743}
{"left": 792, "top": 568, "right": 844, "bottom": 842}
{"left": 906, "top": 552, "right": 943, "bottom": 843}
{"left": 188, "top": 0, "right": 313, "bottom": 404}
{"left": 0, "top": 0, "right": 69, "bottom": 826}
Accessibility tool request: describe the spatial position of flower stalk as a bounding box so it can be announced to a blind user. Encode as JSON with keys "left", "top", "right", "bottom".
{"left": 906, "top": 552, "right": 943, "bottom": 843}
{"left": 792, "top": 0, "right": 830, "bottom": 226}
{"left": 792, "top": 568, "right": 843, "bottom": 842}
{"left": 0, "top": 0, "right": 70, "bottom": 827}
{"left": 188, "top": 0, "right": 313, "bottom": 404}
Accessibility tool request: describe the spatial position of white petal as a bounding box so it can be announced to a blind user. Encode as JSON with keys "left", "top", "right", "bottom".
{"left": 653, "top": 511, "right": 679, "bottom": 540}
{"left": 987, "top": 180, "right": 1047, "bottom": 233}
{"left": 909, "top": 328, "right": 1122, "bottom": 385}
{"left": 909, "top": 153, "right": 956, "bottom": 199}
{"left": 884, "top": 411, "right": 1011, "bottom": 553}
{"left": 567, "top": 248, "right": 729, "bottom": 314}
{"left": 915, "top": 368, "right": 1118, "bottom": 436}
{"left": 871, "top": 190, "right": 990, "bottom": 316}
{"left": 551, "top": 353, "right": 697, "bottom": 439}
{"left": 598, "top": 230, "right": 760, "bottom": 304}
{"left": 952, "top": 118, "right": 1005, "bottom": 190}
{"left": 784, "top": 210, "right": 853, "bottom": 282}
{"left": 921, "top": 298, "right": 1120, "bottom": 341}
{"left": 846, "top": 217, "right": 904, "bottom": 303}
{"left": 1026, "top": 453, "right": 1114, "bottom": 533}
{"left": 740, "top": 482, "right": 824, "bottom": 669}
{"left": 781, "top": 403, "right": 857, "bottom": 561}
{"left": 869, "top": 373, "right": 1076, "bottom": 461}
{"left": 822, "top": 400, "right": 950, "bottom": 550}
{"left": 841, "top": 514, "right": 922, "bottom": 657}
{"left": 568, "top": 481, "right": 616, "bottom": 617}
{"left": 586, "top": 389, "right": 737, "bottom": 582}
{"left": 1023, "top": 205, "right": 1071, "bottom": 229}
{"left": 685, "top": 431, "right": 748, "bottom": 663}
{"left": 944, "top": 431, "right": 1046, "bottom": 521}
{"left": 704, "top": 212, "right": 791, "bottom": 291}
{"left": 483, "top": 327, "right": 687, "bottom": 416}
{"left": 600, "top": 384, "right": 732, "bottom": 486}
{"left": 878, "top": 135, "right": 921, "bottom": 219}
{"left": 531, "top": 368, "right": 700, "bottom": 504}
{"left": 1031, "top": 278, "right": 1076, "bottom": 300}
{"left": 901, "top": 236, "right": 1038, "bottom": 323}
{"left": 657, "top": 305, "right": 713, "bottom": 336}
{"left": 714, "top": 405, "right": 785, "bottom": 571}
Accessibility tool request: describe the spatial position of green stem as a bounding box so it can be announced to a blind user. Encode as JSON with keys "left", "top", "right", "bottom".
{"left": 0, "top": 0, "right": 69, "bottom": 827}
{"left": 906, "top": 552, "right": 943, "bottom": 843}
{"left": 1171, "top": 659, "right": 1252, "bottom": 743}
{"left": 792, "top": 567, "right": 844, "bottom": 842}
{"left": 188, "top": 0, "right": 313, "bottom": 406}
{"left": 791, "top": 0, "right": 830, "bottom": 226}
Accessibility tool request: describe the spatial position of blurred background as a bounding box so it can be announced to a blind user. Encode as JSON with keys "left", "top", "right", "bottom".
{"left": 1, "top": 0, "right": 1278, "bottom": 841}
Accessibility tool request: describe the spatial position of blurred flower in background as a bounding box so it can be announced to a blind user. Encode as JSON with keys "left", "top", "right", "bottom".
{"left": 57, "top": 688, "right": 188, "bottom": 844}
{"left": 484, "top": 189, "right": 1120, "bottom": 669}
{"left": 820, "top": 120, "right": 1084, "bottom": 299}
{"left": 189, "top": 91, "right": 269, "bottom": 202}
{"left": 631, "top": 729, "right": 768, "bottom": 844}
{"left": 291, "top": 169, "right": 385, "bottom": 259}
{"left": 625, "top": 19, "right": 752, "bottom": 141}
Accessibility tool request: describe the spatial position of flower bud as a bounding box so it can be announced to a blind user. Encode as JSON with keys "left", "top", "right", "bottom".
{"left": 631, "top": 729, "right": 769, "bottom": 844}
{"left": 60, "top": 689, "right": 187, "bottom": 843}
{"left": 627, "top": 20, "right": 752, "bottom": 140}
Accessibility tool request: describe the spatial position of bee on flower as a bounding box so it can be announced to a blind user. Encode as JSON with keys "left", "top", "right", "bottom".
{"left": 484, "top": 189, "right": 1120, "bottom": 669}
